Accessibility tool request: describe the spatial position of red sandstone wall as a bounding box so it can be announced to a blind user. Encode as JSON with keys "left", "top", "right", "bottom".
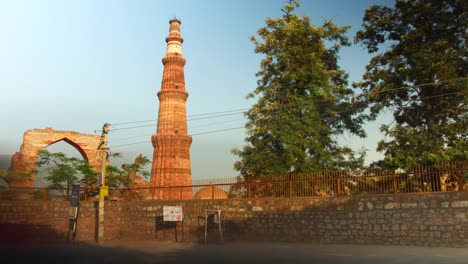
{"left": 9, "top": 128, "right": 103, "bottom": 188}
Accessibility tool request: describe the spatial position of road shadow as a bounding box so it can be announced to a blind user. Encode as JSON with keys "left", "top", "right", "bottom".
{"left": 0, "top": 223, "right": 65, "bottom": 246}
{"left": 1, "top": 242, "right": 176, "bottom": 264}
{"left": 3, "top": 240, "right": 468, "bottom": 264}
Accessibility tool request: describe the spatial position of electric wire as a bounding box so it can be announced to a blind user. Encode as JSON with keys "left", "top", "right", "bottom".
{"left": 108, "top": 117, "right": 247, "bottom": 143}
{"left": 106, "top": 90, "right": 465, "bottom": 149}
{"left": 110, "top": 110, "right": 247, "bottom": 128}
{"left": 108, "top": 126, "right": 246, "bottom": 148}
{"left": 103, "top": 77, "right": 467, "bottom": 131}
{"left": 103, "top": 77, "right": 467, "bottom": 147}
{"left": 109, "top": 89, "right": 464, "bottom": 133}
{"left": 110, "top": 111, "right": 247, "bottom": 132}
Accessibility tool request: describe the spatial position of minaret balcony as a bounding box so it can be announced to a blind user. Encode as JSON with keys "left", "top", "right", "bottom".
{"left": 162, "top": 56, "right": 186, "bottom": 66}
{"left": 166, "top": 35, "right": 183, "bottom": 43}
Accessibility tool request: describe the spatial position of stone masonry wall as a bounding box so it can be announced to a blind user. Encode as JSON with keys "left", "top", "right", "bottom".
{"left": 1, "top": 192, "right": 467, "bottom": 247}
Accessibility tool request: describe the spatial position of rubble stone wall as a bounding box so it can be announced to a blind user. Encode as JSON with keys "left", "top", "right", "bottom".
{"left": 1, "top": 192, "right": 467, "bottom": 247}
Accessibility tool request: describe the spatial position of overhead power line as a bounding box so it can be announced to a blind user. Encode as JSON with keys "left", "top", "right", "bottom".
{"left": 109, "top": 89, "right": 464, "bottom": 133}
{"left": 188, "top": 108, "right": 248, "bottom": 117}
{"left": 106, "top": 90, "right": 465, "bottom": 148}
{"left": 111, "top": 108, "right": 248, "bottom": 127}
{"left": 98, "top": 77, "right": 467, "bottom": 133}
{"left": 108, "top": 141, "right": 149, "bottom": 148}
{"left": 110, "top": 111, "right": 247, "bottom": 132}
{"left": 108, "top": 117, "right": 247, "bottom": 143}
{"left": 108, "top": 126, "right": 245, "bottom": 148}
{"left": 106, "top": 77, "right": 467, "bottom": 129}
{"left": 192, "top": 126, "right": 245, "bottom": 136}
{"left": 189, "top": 117, "right": 247, "bottom": 129}
{"left": 188, "top": 111, "right": 246, "bottom": 121}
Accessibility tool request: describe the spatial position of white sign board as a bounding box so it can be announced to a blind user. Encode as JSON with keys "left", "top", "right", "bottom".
{"left": 163, "top": 206, "right": 183, "bottom": 222}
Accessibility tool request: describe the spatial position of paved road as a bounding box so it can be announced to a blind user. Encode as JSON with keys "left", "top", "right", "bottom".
{"left": 2, "top": 240, "right": 468, "bottom": 264}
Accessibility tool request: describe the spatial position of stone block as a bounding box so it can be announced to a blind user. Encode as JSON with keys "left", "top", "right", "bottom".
{"left": 252, "top": 206, "right": 263, "bottom": 212}
{"left": 401, "top": 212, "right": 412, "bottom": 218}
{"left": 357, "top": 202, "right": 364, "bottom": 211}
{"left": 418, "top": 202, "right": 428, "bottom": 208}
{"left": 384, "top": 202, "right": 400, "bottom": 210}
{"left": 455, "top": 212, "right": 465, "bottom": 219}
{"left": 401, "top": 202, "right": 417, "bottom": 209}
{"left": 452, "top": 201, "right": 468, "bottom": 208}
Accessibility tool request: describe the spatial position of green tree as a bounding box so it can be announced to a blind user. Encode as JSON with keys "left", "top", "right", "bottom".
{"left": 37, "top": 149, "right": 96, "bottom": 195}
{"left": 232, "top": 0, "right": 367, "bottom": 177}
{"left": 37, "top": 150, "right": 150, "bottom": 196}
{"left": 355, "top": 0, "right": 467, "bottom": 169}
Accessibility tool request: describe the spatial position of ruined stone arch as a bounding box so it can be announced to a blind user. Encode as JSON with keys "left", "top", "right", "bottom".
{"left": 9, "top": 128, "right": 103, "bottom": 188}
{"left": 46, "top": 137, "right": 90, "bottom": 162}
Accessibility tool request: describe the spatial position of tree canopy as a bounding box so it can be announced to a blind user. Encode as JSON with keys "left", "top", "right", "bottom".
{"left": 355, "top": 0, "right": 467, "bottom": 169}
{"left": 37, "top": 149, "right": 96, "bottom": 192}
{"left": 37, "top": 150, "right": 150, "bottom": 194}
{"left": 232, "top": 0, "right": 367, "bottom": 177}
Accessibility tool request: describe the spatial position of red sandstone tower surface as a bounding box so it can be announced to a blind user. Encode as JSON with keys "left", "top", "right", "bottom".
{"left": 151, "top": 18, "right": 192, "bottom": 200}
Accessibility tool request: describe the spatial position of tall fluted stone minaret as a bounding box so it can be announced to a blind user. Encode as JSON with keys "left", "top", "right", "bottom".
{"left": 151, "top": 18, "right": 192, "bottom": 200}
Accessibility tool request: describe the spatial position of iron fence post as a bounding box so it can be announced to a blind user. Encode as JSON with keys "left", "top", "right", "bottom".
{"left": 289, "top": 180, "right": 292, "bottom": 198}
{"left": 337, "top": 178, "right": 342, "bottom": 196}
{"left": 458, "top": 169, "right": 464, "bottom": 191}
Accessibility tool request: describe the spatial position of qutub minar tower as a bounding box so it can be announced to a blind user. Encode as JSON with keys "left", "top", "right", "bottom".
{"left": 151, "top": 18, "right": 192, "bottom": 200}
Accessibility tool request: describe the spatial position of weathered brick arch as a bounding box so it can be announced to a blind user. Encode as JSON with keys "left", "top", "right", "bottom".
{"left": 9, "top": 128, "right": 103, "bottom": 188}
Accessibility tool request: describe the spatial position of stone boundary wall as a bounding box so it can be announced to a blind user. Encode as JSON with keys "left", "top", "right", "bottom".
{"left": 0, "top": 192, "right": 467, "bottom": 247}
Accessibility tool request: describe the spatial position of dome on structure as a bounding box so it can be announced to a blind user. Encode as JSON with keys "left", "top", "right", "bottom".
{"left": 194, "top": 185, "right": 228, "bottom": 200}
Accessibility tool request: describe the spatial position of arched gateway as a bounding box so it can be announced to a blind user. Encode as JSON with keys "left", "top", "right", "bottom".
{"left": 9, "top": 128, "right": 103, "bottom": 188}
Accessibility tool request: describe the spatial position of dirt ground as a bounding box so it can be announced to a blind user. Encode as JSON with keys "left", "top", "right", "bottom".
{"left": 2, "top": 240, "right": 468, "bottom": 264}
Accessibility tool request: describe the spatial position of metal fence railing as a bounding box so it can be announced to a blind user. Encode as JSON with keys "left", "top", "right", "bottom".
{"left": 1, "top": 161, "right": 466, "bottom": 201}
{"left": 0, "top": 187, "right": 90, "bottom": 201}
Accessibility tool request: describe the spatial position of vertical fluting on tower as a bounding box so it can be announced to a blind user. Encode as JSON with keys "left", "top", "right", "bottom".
{"left": 151, "top": 18, "right": 192, "bottom": 200}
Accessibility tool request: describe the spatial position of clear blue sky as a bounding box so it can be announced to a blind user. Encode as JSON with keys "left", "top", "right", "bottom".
{"left": 0, "top": 0, "right": 393, "bottom": 180}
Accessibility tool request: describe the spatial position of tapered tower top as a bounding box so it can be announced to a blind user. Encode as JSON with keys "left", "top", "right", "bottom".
{"left": 169, "top": 17, "right": 181, "bottom": 24}
{"left": 166, "top": 18, "right": 183, "bottom": 55}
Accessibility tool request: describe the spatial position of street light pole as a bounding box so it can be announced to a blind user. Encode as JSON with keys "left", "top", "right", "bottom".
{"left": 98, "top": 123, "right": 109, "bottom": 244}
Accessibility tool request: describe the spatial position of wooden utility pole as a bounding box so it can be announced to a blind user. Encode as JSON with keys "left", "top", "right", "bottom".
{"left": 98, "top": 123, "right": 109, "bottom": 244}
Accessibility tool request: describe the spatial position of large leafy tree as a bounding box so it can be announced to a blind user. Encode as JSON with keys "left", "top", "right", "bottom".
{"left": 232, "top": 0, "right": 367, "bottom": 177}
{"left": 355, "top": 0, "right": 467, "bottom": 169}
